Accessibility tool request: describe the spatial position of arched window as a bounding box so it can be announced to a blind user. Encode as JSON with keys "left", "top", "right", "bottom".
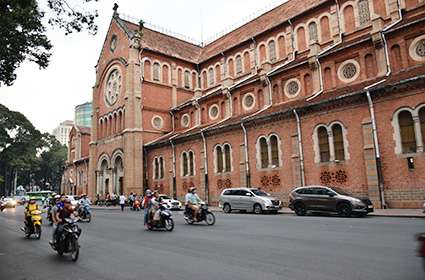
{"left": 308, "top": 22, "right": 318, "bottom": 42}
{"left": 332, "top": 124, "right": 345, "bottom": 161}
{"left": 399, "top": 111, "right": 417, "bottom": 153}
{"left": 162, "top": 65, "right": 169, "bottom": 84}
{"left": 202, "top": 71, "right": 207, "bottom": 89}
{"left": 320, "top": 16, "right": 331, "bottom": 42}
{"left": 184, "top": 70, "right": 191, "bottom": 89}
{"left": 236, "top": 55, "right": 243, "bottom": 74}
{"left": 177, "top": 68, "right": 183, "bottom": 87}
{"left": 278, "top": 35, "right": 286, "bottom": 58}
{"left": 182, "top": 152, "right": 188, "bottom": 176}
{"left": 304, "top": 73, "right": 312, "bottom": 95}
{"left": 99, "top": 119, "right": 103, "bottom": 139}
{"left": 216, "top": 146, "right": 223, "bottom": 173}
{"left": 208, "top": 68, "right": 214, "bottom": 86}
{"left": 268, "top": 40, "right": 277, "bottom": 63}
{"left": 154, "top": 157, "right": 159, "bottom": 179}
{"left": 188, "top": 151, "right": 194, "bottom": 176}
{"left": 243, "top": 52, "right": 251, "bottom": 72}
{"left": 296, "top": 27, "right": 306, "bottom": 51}
{"left": 365, "top": 53, "right": 376, "bottom": 78}
{"left": 192, "top": 72, "right": 197, "bottom": 89}
{"left": 259, "top": 137, "right": 269, "bottom": 169}
{"left": 318, "top": 126, "right": 330, "bottom": 162}
{"left": 270, "top": 135, "right": 279, "bottom": 167}
{"left": 343, "top": 5, "right": 356, "bottom": 33}
{"left": 391, "top": 45, "right": 402, "bottom": 72}
{"left": 159, "top": 157, "right": 164, "bottom": 179}
{"left": 228, "top": 58, "right": 235, "bottom": 77}
{"left": 259, "top": 44, "right": 267, "bottom": 64}
{"left": 224, "top": 144, "right": 231, "bottom": 172}
{"left": 324, "top": 67, "right": 332, "bottom": 89}
{"left": 215, "top": 64, "right": 221, "bottom": 83}
{"left": 153, "top": 62, "right": 160, "bottom": 81}
{"left": 358, "top": 0, "right": 371, "bottom": 26}
{"left": 420, "top": 107, "right": 425, "bottom": 146}
{"left": 143, "top": 60, "right": 151, "bottom": 80}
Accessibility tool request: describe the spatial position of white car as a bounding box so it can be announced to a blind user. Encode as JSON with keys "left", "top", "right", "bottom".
{"left": 159, "top": 194, "right": 182, "bottom": 210}
{"left": 67, "top": 195, "right": 80, "bottom": 207}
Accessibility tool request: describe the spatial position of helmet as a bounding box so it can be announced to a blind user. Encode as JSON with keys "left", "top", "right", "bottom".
{"left": 189, "top": 187, "right": 196, "bottom": 192}
{"left": 145, "top": 189, "right": 152, "bottom": 196}
{"left": 64, "top": 198, "right": 71, "bottom": 204}
{"left": 54, "top": 195, "right": 61, "bottom": 199}
{"left": 29, "top": 197, "right": 36, "bottom": 203}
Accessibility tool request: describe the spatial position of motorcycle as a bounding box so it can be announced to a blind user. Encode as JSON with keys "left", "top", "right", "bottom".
{"left": 51, "top": 217, "right": 81, "bottom": 262}
{"left": 417, "top": 233, "right": 425, "bottom": 271}
{"left": 184, "top": 203, "right": 215, "bottom": 225}
{"left": 45, "top": 205, "right": 53, "bottom": 226}
{"left": 146, "top": 203, "right": 174, "bottom": 231}
{"left": 77, "top": 204, "right": 92, "bottom": 223}
{"left": 21, "top": 209, "right": 42, "bottom": 239}
{"left": 132, "top": 199, "right": 141, "bottom": 211}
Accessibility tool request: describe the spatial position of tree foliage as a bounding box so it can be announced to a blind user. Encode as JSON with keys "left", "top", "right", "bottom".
{"left": 0, "top": 0, "right": 98, "bottom": 86}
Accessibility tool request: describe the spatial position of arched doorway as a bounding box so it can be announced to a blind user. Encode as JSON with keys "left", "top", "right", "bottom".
{"left": 113, "top": 156, "right": 124, "bottom": 195}
{"left": 97, "top": 157, "right": 110, "bottom": 197}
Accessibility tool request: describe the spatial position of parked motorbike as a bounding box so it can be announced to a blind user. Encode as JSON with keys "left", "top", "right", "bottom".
{"left": 416, "top": 233, "right": 425, "bottom": 271}
{"left": 146, "top": 203, "right": 174, "bottom": 231}
{"left": 184, "top": 203, "right": 215, "bottom": 225}
{"left": 51, "top": 217, "right": 81, "bottom": 261}
{"left": 21, "top": 209, "right": 42, "bottom": 239}
{"left": 77, "top": 204, "right": 92, "bottom": 223}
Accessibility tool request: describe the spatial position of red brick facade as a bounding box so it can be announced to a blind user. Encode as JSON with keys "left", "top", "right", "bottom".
{"left": 88, "top": 0, "right": 425, "bottom": 208}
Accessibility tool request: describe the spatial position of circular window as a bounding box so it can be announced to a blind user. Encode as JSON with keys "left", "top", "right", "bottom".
{"left": 284, "top": 78, "right": 301, "bottom": 98}
{"left": 409, "top": 35, "right": 425, "bottom": 62}
{"left": 338, "top": 60, "right": 360, "bottom": 83}
{"left": 104, "top": 68, "right": 121, "bottom": 106}
{"left": 242, "top": 93, "right": 255, "bottom": 110}
{"left": 209, "top": 105, "right": 220, "bottom": 120}
{"left": 110, "top": 35, "right": 117, "bottom": 52}
{"left": 181, "top": 114, "right": 190, "bottom": 128}
{"left": 151, "top": 116, "right": 163, "bottom": 130}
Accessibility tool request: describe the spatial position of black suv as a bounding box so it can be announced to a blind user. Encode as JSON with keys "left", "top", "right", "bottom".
{"left": 288, "top": 186, "right": 374, "bottom": 217}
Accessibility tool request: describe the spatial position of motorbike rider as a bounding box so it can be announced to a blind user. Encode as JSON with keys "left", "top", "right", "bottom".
{"left": 49, "top": 195, "right": 61, "bottom": 245}
{"left": 24, "top": 198, "right": 39, "bottom": 229}
{"left": 142, "top": 189, "right": 153, "bottom": 228}
{"left": 78, "top": 194, "right": 91, "bottom": 215}
{"left": 54, "top": 199, "right": 75, "bottom": 244}
{"left": 150, "top": 191, "right": 163, "bottom": 223}
{"left": 185, "top": 187, "right": 202, "bottom": 221}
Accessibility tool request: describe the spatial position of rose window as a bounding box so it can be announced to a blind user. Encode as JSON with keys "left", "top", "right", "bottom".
{"left": 342, "top": 63, "right": 357, "bottom": 80}
{"left": 286, "top": 80, "right": 300, "bottom": 96}
{"left": 416, "top": 39, "right": 425, "bottom": 57}
{"left": 105, "top": 69, "right": 121, "bottom": 106}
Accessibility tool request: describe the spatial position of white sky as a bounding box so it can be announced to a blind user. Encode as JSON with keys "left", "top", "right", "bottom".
{"left": 0, "top": 0, "right": 284, "bottom": 133}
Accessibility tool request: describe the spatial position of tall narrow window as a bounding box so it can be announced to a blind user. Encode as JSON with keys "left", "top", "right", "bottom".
{"left": 162, "top": 65, "right": 169, "bottom": 84}
{"left": 332, "top": 124, "right": 345, "bottom": 161}
{"left": 270, "top": 135, "right": 279, "bottom": 167}
{"left": 260, "top": 137, "right": 269, "bottom": 168}
{"left": 208, "top": 68, "right": 214, "bottom": 86}
{"left": 278, "top": 36, "right": 286, "bottom": 58}
{"left": 399, "top": 111, "right": 417, "bottom": 153}
{"left": 236, "top": 55, "right": 243, "bottom": 74}
{"left": 308, "top": 22, "right": 318, "bottom": 42}
{"left": 268, "top": 40, "right": 277, "bottom": 63}
{"left": 182, "top": 152, "right": 188, "bottom": 176}
{"left": 143, "top": 60, "right": 151, "bottom": 80}
{"left": 153, "top": 62, "right": 160, "bottom": 81}
{"left": 216, "top": 146, "right": 223, "bottom": 173}
{"left": 391, "top": 45, "right": 402, "bottom": 72}
{"left": 343, "top": 5, "right": 356, "bottom": 33}
{"left": 259, "top": 45, "right": 267, "bottom": 64}
{"left": 224, "top": 144, "right": 231, "bottom": 172}
{"left": 318, "top": 126, "right": 330, "bottom": 162}
{"left": 189, "top": 151, "right": 194, "bottom": 176}
{"left": 420, "top": 107, "right": 425, "bottom": 146}
{"left": 159, "top": 157, "right": 164, "bottom": 179}
{"left": 296, "top": 27, "right": 306, "bottom": 51}
{"left": 243, "top": 52, "right": 251, "bottom": 72}
{"left": 320, "top": 16, "right": 331, "bottom": 42}
{"left": 358, "top": 0, "right": 371, "bottom": 26}
{"left": 184, "top": 70, "right": 190, "bottom": 89}
{"left": 154, "top": 158, "right": 159, "bottom": 179}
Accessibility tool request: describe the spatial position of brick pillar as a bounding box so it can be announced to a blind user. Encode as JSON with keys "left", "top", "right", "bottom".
{"left": 239, "top": 143, "right": 247, "bottom": 187}
{"left": 88, "top": 87, "right": 98, "bottom": 200}
{"left": 362, "top": 118, "right": 381, "bottom": 208}
{"left": 291, "top": 133, "right": 302, "bottom": 187}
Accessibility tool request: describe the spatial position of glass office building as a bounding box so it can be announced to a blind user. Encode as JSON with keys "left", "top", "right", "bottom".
{"left": 75, "top": 102, "right": 92, "bottom": 128}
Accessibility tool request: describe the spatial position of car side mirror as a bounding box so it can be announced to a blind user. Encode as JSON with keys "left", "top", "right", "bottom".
{"left": 245, "top": 193, "right": 252, "bottom": 197}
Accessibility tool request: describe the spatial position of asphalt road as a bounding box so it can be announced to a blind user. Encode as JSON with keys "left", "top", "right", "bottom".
{"left": 0, "top": 207, "right": 423, "bottom": 280}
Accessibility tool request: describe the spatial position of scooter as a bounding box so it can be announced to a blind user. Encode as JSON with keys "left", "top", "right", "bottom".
{"left": 146, "top": 203, "right": 174, "bottom": 231}
{"left": 184, "top": 203, "right": 216, "bottom": 225}
{"left": 21, "top": 209, "right": 42, "bottom": 239}
{"left": 77, "top": 204, "right": 92, "bottom": 223}
{"left": 51, "top": 217, "right": 82, "bottom": 262}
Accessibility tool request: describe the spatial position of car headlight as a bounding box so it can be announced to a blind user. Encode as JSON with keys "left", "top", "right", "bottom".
{"left": 352, "top": 198, "right": 364, "bottom": 205}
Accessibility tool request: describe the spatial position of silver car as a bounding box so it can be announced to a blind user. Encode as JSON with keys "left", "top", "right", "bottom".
{"left": 219, "top": 188, "right": 282, "bottom": 214}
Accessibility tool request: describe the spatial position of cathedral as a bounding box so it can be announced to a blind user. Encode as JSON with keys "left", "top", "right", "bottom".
{"left": 84, "top": 0, "right": 425, "bottom": 208}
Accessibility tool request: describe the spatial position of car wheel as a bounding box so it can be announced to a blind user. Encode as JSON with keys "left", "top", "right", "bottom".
{"left": 253, "top": 204, "right": 262, "bottom": 214}
{"left": 337, "top": 203, "right": 352, "bottom": 217}
{"left": 294, "top": 202, "right": 306, "bottom": 216}
{"left": 223, "top": 203, "right": 232, "bottom": 213}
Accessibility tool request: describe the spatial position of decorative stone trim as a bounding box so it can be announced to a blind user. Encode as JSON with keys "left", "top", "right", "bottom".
{"left": 409, "top": 34, "right": 425, "bottom": 62}
{"left": 284, "top": 78, "right": 301, "bottom": 98}
{"left": 110, "top": 35, "right": 117, "bottom": 52}
{"left": 242, "top": 92, "right": 256, "bottom": 111}
{"left": 337, "top": 59, "right": 360, "bottom": 83}
{"left": 209, "top": 104, "right": 220, "bottom": 120}
{"left": 104, "top": 67, "right": 122, "bottom": 107}
{"left": 151, "top": 115, "right": 164, "bottom": 130}
{"left": 181, "top": 113, "right": 190, "bottom": 128}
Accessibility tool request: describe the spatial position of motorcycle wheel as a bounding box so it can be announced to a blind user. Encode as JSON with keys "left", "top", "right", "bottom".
{"left": 205, "top": 212, "right": 216, "bottom": 226}
{"left": 34, "top": 225, "right": 42, "bottom": 240}
{"left": 164, "top": 218, "right": 174, "bottom": 231}
{"left": 25, "top": 227, "right": 30, "bottom": 239}
{"left": 87, "top": 213, "right": 91, "bottom": 223}
{"left": 71, "top": 238, "right": 79, "bottom": 262}
{"left": 184, "top": 216, "right": 194, "bottom": 225}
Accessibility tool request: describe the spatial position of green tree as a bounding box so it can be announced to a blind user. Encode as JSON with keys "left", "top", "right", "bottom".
{"left": 0, "top": 0, "right": 98, "bottom": 86}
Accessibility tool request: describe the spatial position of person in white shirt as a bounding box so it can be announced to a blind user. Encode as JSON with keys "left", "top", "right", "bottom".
{"left": 119, "top": 194, "right": 126, "bottom": 211}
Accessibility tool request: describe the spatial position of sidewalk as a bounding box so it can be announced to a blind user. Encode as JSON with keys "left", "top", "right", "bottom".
{"left": 92, "top": 205, "right": 425, "bottom": 218}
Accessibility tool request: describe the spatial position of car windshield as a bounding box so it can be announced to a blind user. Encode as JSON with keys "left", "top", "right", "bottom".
{"left": 330, "top": 187, "right": 351, "bottom": 196}
{"left": 161, "top": 195, "right": 170, "bottom": 199}
{"left": 251, "top": 189, "right": 269, "bottom": 196}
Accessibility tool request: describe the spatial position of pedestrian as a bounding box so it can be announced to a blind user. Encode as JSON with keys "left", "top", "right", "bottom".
{"left": 142, "top": 190, "right": 153, "bottom": 228}
{"left": 119, "top": 194, "right": 126, "bottom": 211}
